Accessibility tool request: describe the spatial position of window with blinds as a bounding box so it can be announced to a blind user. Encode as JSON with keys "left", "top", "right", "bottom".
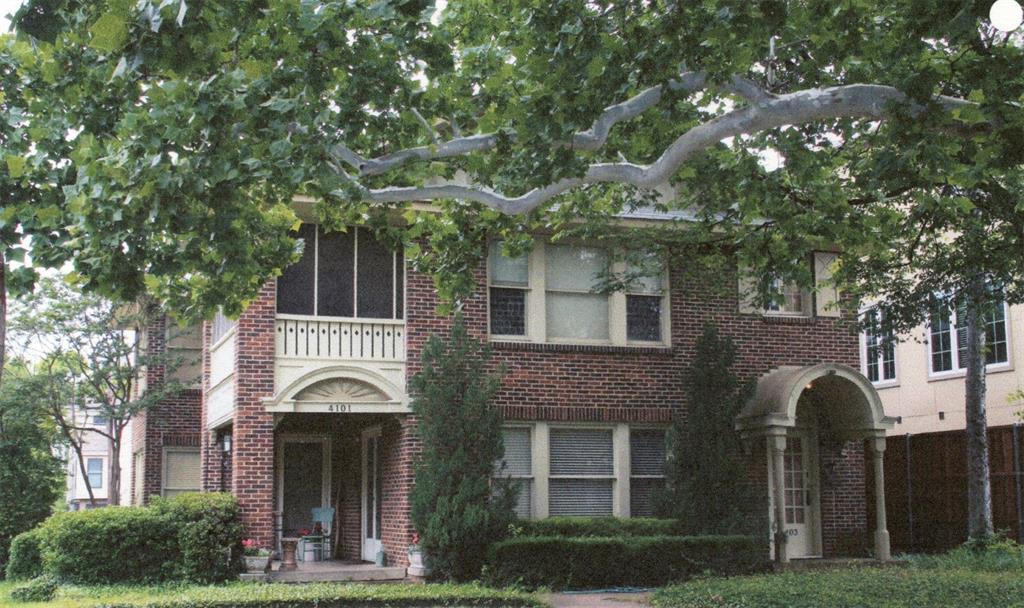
{"left": 545, "top": 246, "right": 609, "bottom": 341}
{"left": 162, "top": 448, "right": 201, "bottom": 498}
{"left": 211, "top": 310, "right": 236, "bottom": 344}
{"left": 549, "top": 428, "right": 614, "bottom": 516}
{"left": 495, "top": 427, "right": 533, "bottom": 517}
{"left": 629, "top": 429, "right": 667, "bottom": 517}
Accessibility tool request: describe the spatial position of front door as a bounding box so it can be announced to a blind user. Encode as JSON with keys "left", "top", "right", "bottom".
{"left": 361, "top": 427, "right": 383, "bottom": 561}
{"left": 780, "top": 433, "right": 820, "bottom": 558}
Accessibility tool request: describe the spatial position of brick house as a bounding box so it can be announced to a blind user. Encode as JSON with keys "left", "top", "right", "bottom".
{"left": 138, "top": 207, "right": 897, "bottom": 570}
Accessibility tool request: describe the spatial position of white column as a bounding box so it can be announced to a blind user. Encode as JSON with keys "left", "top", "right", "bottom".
{"left": 613, "top": 424, "right": 631, "bottom": 517}
{"left": 532, "top": 422, "right": 549, "bottom": 518}
{"left": 769, "top": 433, "right": 789, "bottom": 564}
{"left": 871, "top": 436, "right": 892, "bottom": 561}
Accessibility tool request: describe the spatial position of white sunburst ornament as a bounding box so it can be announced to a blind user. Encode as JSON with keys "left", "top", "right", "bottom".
{"left": 990, "top": 0, "right": 1023, "bottom": 32}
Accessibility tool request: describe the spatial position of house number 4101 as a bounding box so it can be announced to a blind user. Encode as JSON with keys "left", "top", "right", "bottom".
{"left": 327, "top": 404, "right": 351, "bottom": 412}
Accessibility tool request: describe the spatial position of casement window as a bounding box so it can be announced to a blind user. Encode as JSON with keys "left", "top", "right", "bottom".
{"left": 488, "top": 242, "right": 530, "bottom": 337}
{"left": 487, "top": 242, "right": 668, "bottom": 345}
{"left": 765, "top": 278, "right": 809, "bottom": 316}
{"left": 162, "top": 447, "right": 201, "bottom": 498}
{"left": 629, "top": 429, "right": 667, "bottom": 517}
{"left": 276, "top": 225, "right": 404, "bottom": 320}
{"left": 738, "top": 252, "right": 841, "bottom": 319}
{"left": 87, "top": 458, "right": 103, "bottom": 489}
{"left": 861, "top": 309, "right": 896, "bottom": 385}
{"left": 929, "top": 300, "right": 1010, "bottom": 375}
{"left": 495, "top": 427, "right": 534, "bottom": 518}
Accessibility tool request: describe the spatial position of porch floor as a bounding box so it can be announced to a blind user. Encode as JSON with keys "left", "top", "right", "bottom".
{"left": 252, "top": 559, "right": 407, "bottom": 583}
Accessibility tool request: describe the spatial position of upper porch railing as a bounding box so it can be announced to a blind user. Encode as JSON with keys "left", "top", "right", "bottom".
{"left": 275, "top": 314, "right": 405, "bottom": 361}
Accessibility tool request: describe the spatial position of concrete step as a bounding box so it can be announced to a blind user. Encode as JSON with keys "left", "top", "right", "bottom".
{"left": 268, "top": 566, "right": 407, "bottom": 583}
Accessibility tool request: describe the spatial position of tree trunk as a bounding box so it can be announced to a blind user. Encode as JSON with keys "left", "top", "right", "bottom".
{"left": 71, "top": 440, "right": 98, "bottom": 506}
{"left": 964, "top": 277, "right": 994, "bottom": 540}
{"left": 108, "top": 423, "right": 122, "bottom": 506}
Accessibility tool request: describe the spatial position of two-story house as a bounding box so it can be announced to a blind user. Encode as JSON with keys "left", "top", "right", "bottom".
{"left": 860, "top": 302, "right": 1024, "bottom": 550}
{"left": 65, "top": 409, "right": 132, "bottom": 509}
{"left": 185, "top": 204, "right": 895, "bottom": 571}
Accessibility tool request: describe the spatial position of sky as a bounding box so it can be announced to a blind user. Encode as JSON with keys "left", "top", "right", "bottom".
{"left": 0, "top": 0, "right": 23, "bottom": 33}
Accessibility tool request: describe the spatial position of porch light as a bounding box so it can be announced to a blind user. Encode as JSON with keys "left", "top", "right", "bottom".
{"left": 990, "top": 0, "right": 1023, "bottom": 32}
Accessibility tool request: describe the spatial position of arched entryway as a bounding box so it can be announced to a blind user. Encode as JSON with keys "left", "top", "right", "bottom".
{"left": 736, "top": 364, "right": 896, "bottom": 563}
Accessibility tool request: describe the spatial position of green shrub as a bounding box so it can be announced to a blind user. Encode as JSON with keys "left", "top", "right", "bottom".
{"left": 5, "top": 528, "right": 44, "bottom": 580}
{"left": 153, "top": 493, "right": 245, "bottom": 583}
{"left": 486, "top": 534, "right": 767, "bottom": 589}
{"left": 514, "top": 517, "right": 688, "bottom": 538}
{"left": 8, "top": 575, "right": 58, "bottom": 602}
{"left": 38, "top": 506, "right": 178, "bottom": 584}
{"left": 907, "top": 536, "right": 1024, "bottom": 572}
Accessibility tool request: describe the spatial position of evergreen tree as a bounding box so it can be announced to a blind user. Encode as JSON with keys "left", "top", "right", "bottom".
{"left": 658, "top": 324, "right": 763, "bottom": 534}
{"left": 409, "top": 316, "right": 515, "bottom": 581}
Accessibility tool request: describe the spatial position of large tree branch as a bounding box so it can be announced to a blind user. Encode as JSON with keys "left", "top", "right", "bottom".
{"left": 345, "top": 84, "right": 972, "bottom": 214}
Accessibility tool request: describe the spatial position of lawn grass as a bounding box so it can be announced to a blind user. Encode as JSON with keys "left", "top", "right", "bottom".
{"left": 652, "top": 564, "right": 1024, "bottom": 608}
{"left": 0, "top": 581, "right": 544, "bottom": 608}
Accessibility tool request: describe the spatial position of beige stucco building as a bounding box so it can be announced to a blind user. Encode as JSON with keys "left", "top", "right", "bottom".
{"left": 862, "top": 303, "right": 1024, "bottom": 436}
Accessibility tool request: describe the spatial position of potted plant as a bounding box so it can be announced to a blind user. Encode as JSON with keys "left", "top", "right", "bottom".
{"left": 407, "top": 533, "right": 431, "bottom": 577}
{"left": 242, "top": 538, "right": 272, "bottom": 572}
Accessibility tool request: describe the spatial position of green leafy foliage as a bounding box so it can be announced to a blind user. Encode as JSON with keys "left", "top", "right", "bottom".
{"left": 409, "top": 316, "right": 515, "bottom": 581}
{"left": 0, "top": 580, "right": 543, "bottom": 608}
{"left": 657, "top": 324, "right": 764, "bottom": 534}
{"left": 20, "top": 493, "right": 243, "bottom": 585}
{"left": 0, "top": 365, "right": 63, "bottom": 578}
{"left": 7, "top": 574, "right": 57, "bottom": 603}
{"left": 4, "top": 528, "right": 43, "bottom": 581}
{"left": 514, "top": 516, "right": 689, "bottom": 538}
{"left": 486, "top": 534, "right": 766, "bottom": 589}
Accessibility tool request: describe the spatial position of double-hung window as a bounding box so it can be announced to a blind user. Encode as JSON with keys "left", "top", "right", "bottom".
{"left": 546, "top": 246, "right": 610, "bottom": 341}
{"left": 629, "top": 429, "right": 667, "bottom": 517}
{"left": 495, "top": 427, "right": 533, "bottom": 518}
{"left": 862, "top": 309, "right": 896, "bottom": 384}
{"left": 276, "top": 225, "right": 404, "bottom": 319}
{"left": 488, "top": 242, "right": 530, "bottom": 337}
{"left": 487, "top": 242, "right": 669, "bottom": 346}
{"left": 548, "top": 428, "right": 615, "bottom": 516}
{"left": 929, "top": 299, "right": 1010, "bottom": 375}
{"left": 87, "top": 458, "right": 103, "bottom": 489}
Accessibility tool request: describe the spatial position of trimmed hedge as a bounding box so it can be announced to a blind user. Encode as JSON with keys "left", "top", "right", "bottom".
{"left": 7, "top": 493, "right": 244, "bottom": 585}
{"left": 4, "top": 528, "right": 44, "bottom": 580}
{"left": 486, "top": 534, "right": 767, "bottom": 589}
{"left": 515, "top": 517, "right": 689, "bottom": 538}
{"left": 8, "top": 575, "right": 58, "bottom": 602}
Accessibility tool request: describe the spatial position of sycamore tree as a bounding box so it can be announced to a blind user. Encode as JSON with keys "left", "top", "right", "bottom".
{"left": 7, "top": 1, "right": 1024, "bottom": 538}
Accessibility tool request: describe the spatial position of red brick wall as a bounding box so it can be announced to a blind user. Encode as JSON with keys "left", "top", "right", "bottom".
{"left": 819, "top": 440, "right": 869, "bottom": 557}
{"left": 130, "top": 313, "right": 202, "bottom": 504}
{"left": 231, "top": 281, "right": 278, "bottom": 548}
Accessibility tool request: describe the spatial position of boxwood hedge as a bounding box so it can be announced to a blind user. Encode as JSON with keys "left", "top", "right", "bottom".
{"left": 486, "top": 534, "right": 767, "bottom": 589}
{"left": 5, "top": 493, "right": 243, "bottom": 585}
{"left": 514, "top": 516, "right": 690, "bottom": 538}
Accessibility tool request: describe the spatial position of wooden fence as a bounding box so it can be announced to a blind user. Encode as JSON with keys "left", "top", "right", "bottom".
{"left": 872, "top": 424, "right": 1024, "bottom": 553}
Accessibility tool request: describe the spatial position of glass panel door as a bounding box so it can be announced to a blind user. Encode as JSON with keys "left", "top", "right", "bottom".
{"left": 781, "top": 434, "right": 817, "bottom": 558}
{"left": 361, "top": 428, "right": 383, "bottom": 561}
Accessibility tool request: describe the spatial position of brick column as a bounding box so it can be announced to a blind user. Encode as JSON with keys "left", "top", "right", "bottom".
{"left": 232, "top": 280, "right": 278, "bottom": 548}
{"left": 381, "top": 415, "right": 420, "bottom": 567}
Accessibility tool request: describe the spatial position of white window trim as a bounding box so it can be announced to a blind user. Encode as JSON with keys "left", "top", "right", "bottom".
{"left": 859, "top": 308, "right": 898, "bottom": 388}
{"left": 926, "top": 301, "right": 1013, "bottom": 380}
{"left": 486, "top": 241, "right": 671, "bottom": 347}
{"left": 501, "top": 422, "right": 668, "bottom": 519}
{"left": 161, "top": 446, "right": 202, "bottom": 498}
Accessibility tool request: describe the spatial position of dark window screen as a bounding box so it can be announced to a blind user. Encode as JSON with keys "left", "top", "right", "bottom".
{"left": 277, "top": 224, "right": 316, "bottom": 314}
{"left": 317, "top": 228, "right": 355, "bottom": 317}
{"left": 490, "top": 288, "right": 526, "bottom": 335}
{"left": 356, "top": 228, "right": 395, "bottom": 319}
{"left": 627, "top": 295, "right": 662, "bottom": 341}
{"left": 395, "top": 249, "right": 405, "bottom": 319}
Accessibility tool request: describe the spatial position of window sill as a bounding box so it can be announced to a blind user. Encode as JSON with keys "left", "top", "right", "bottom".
{"left": 760, "top": 314, "right": 816, "bottom": 324}
{"left": 871, "top": 380, "right": 900, "bottom": 390}
{"left": 491, "top": 340, "right": 674, "bottom": 356}
{"left": 927, "top": 363, "right": 1014, "bottom": 383}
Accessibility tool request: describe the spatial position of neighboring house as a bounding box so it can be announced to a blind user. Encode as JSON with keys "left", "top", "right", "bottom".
{"left": 65, "top": 409, "right": 133, "bottom": 509}
{"left": 128, "top": 316, "right": 205, "bottom": 504}
{"left": 860, "top": 302, "right": 1024, "bottom": 550}
{"left": 188, "top": 206, "right": 896, "bottom": 569}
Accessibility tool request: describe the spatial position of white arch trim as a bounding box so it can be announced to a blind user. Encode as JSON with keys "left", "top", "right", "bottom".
{"left": 736, "top": 363, "right": 895, "bottom": 437}
{"left": 263, "top": 365, "right": 410, "bottom": 414}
